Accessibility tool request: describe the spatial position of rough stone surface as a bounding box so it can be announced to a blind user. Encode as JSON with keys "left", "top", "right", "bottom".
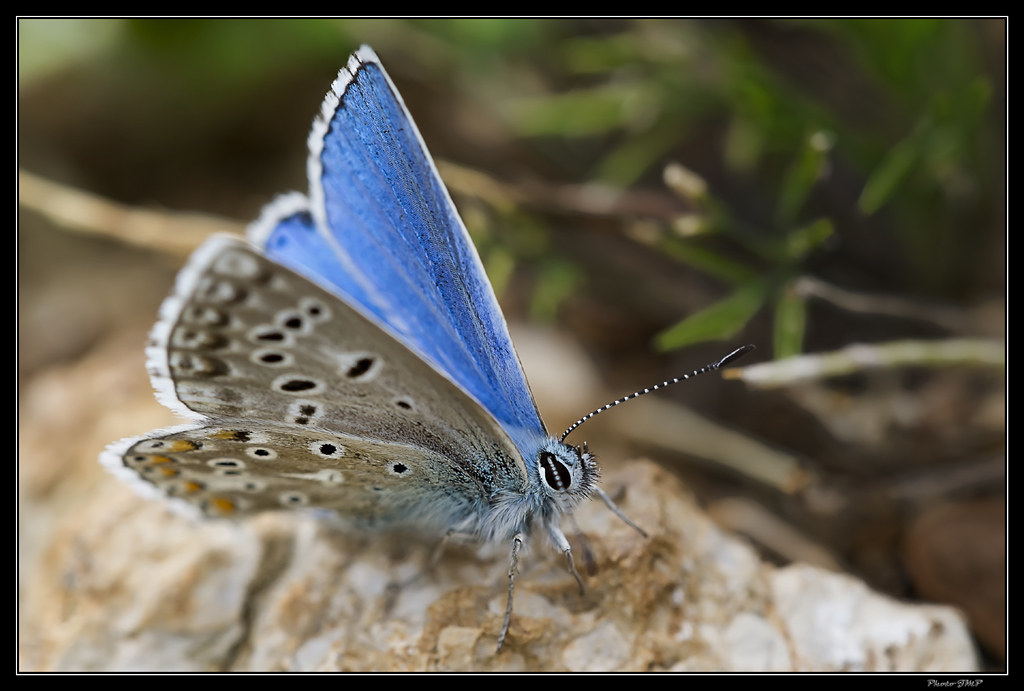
{"left": 19, "top": 339, "right": 980, "bottom": 671}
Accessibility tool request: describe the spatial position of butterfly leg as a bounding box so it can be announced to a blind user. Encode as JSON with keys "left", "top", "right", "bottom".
{"left": 566, "top": 512, "right": 598, "bottom": 576}
{"left": 595, "top": 486, "right": 648, "bottom": 538}
{"left": 547, "top": 522, "right": 586, "bottom": 596}
{"left": 426, "top": 527, "right": 457, "bottom": 571}
{"left": 496, "top": 532, "right": 524, "bottom": 653}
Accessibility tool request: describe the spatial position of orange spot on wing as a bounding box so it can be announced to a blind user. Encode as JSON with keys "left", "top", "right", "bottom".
{"left": 212, "top": 430, "right": 249, "bottom": 441}
{"left": 206, "top": 496, "right": 237, "bottom": 516}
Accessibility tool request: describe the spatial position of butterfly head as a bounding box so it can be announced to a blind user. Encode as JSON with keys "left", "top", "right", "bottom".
{"left": 535, "top": 438, "right": 598, "bottom": 509}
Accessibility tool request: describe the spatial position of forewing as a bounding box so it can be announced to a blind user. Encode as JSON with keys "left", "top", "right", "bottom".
{"left": 249, "top": 47, "right": 547, "bottom": 460}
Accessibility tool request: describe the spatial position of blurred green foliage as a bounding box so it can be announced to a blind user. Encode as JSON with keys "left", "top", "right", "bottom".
{"left": 20, "top": 19, "right": 1002, "bottom": 358}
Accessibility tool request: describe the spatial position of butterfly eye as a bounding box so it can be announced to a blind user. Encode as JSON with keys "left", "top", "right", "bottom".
{"left": 539, "top": 452, "right": 571, "bottom": 492}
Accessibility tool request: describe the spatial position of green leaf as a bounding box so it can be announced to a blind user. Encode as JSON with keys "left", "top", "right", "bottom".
{"left": 654, "top": 236, "right": 759, "bottom": 286}
{"left": 776, "top": 131, "right": 834, "bottom": 229}
{"left": 858, "top": 132, "right": 922, "bottom": 215}
{"left": 653, "top": 282, "right": 766, "bottom": 351}
{"left": 506, "top": 84, "right": 644, "bottom": 137}
{"left": 593, "top": 119, "right": 689, "bottom": 186}
{"left": 785, "top": 218, "right": 834, "bottom": 261}
{"left": 856, "top": 77, "right": 990, "bottom": 218}
{"left": 773, "top": 284, "right": 807, "bottom": 359}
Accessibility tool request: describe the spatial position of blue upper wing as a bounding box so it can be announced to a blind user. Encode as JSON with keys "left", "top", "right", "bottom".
{"left": 248, "top": 46, "right": 547, "bottom": 462}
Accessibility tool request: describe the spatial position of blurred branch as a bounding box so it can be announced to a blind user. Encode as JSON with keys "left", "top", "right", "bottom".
{"left": 728, "top": 339, "right": 1005, "bottom": 390}
{"left": 18, "top": 169, "right": 244, "bottom": 258}
{"left": 708, "top": 497, "right": 843, "bottom": 571}
{"left": 885, "top": 455, "right": 1005, "bottom": 502}
{"left": 607, "top": 395, "right": 812, "bottom": 494}
{"left": 794, "top": 276, "right": 974, "bottom": 333}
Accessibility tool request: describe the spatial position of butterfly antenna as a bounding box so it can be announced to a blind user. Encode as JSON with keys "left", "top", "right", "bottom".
{"left": 560, "top": 344, "right": 755, "bottom": 442}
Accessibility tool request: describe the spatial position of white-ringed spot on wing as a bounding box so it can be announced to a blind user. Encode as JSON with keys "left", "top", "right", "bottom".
{"left": 267, "top": 273, "right": 293, "bottom": 294}
{"left": 275, "top": 308, "right": 313, "bottom": 336}
{"left": 170, "top": 326, "right": 227, "bottom": 351}
{"left": 309, "top": 441, "right": 345, "bottom": 459}
{"left": 272, "top": 374, "right": 326, "bottom": 396}
{"left": 169, "top": 352, "right": 230, "bottom": 377}
{"left": 288, "top": 400, "right": 322, "bottom": 426}
{"left": 195, "top": 276, "right": 247, "bottom": 305}
{"left": 392, "top": 396, "right": 415, "bottom": 412}
{"left": 207, "top": 458, "right": 246, "bottom": 470}
{"left": 213, "top": 249, "right": 262, "bottom": 279}
{"left": 248, "top": 325, "right": 295, "bottom": 348}
{"left": 215, "top": 468, "right": 246, "bottom": 477}
{"left": 387, "top": 461, "right": 412, "bottom": 477}
{"left": 209, "top": 472, "right": 265, "bottom": 490}
{"left": 281, "top": 469, "right": 344, "bottom": 485}
{"left": 180, "top": 305, "right": 228, "bottom": 328}
{"left": 245, "top": 447, "right": 278, "bottom": 461}
{"left": 178, "top": 381, "right": 241, "bottom": 409}
{"left": 299, "top": 297, "right": 331, "bottom": 324}
{"left": 331, "top": 351, "right": 382, "bottom": 382}
{"left": 278, "top": 491, "right": 309, "bottom": 507}
{"left": 251, "top": 348, "right": 294, "bottom": 368}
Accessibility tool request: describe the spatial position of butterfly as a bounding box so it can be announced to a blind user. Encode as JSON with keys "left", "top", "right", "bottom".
{"left": 101, "top": 45, "right": 752, "bottom": 653}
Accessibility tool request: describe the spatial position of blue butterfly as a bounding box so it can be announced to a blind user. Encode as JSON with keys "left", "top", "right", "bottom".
{"left": 103, "top": 45, "right": 748, "bottom": 652}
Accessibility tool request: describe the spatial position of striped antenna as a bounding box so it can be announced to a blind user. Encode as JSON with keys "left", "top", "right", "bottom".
{"left": 559, "top": 344, "right": 755, "bottom": 442}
